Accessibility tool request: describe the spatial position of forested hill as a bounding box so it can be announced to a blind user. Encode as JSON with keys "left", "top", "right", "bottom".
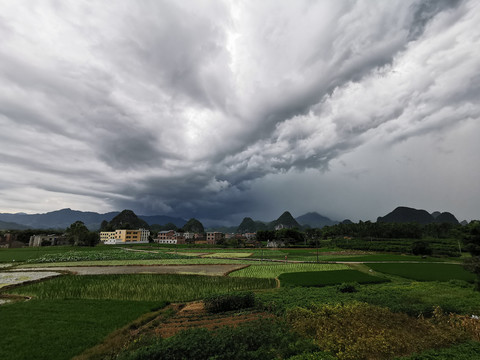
{"left": 0, "top": 208, "right": 186, "bottom": 230}
{"left": 377, "top": 206, "right": 459, "bottom": 225}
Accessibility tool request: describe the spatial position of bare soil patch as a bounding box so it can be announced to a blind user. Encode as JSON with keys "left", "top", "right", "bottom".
{"left": 0, "top": 271, "right": 61, "bottom": 289}
{"left": 21, "top": 264, "right": 245, "bottom": 276}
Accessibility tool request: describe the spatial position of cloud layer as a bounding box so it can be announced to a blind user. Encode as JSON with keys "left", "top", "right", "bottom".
{"left": 1, "top": 0, "right": 479, "bottom": 223}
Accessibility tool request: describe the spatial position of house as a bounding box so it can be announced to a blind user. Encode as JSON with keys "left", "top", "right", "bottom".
{"left": 29, "top": 234, "right": 68, "bottom": 247}
{"left": 155, "top": 230, "right": 186, "bottom": 245}
{"left": 0, "top": 233, "right": 25, "bottom": 248}
{"left": 266, "top": 240, "right": 285, "bottom": 248}
{"left": 101, "top": 228, "right": 150, "bottom": 245}
{"left": 206, "top": 232, "right": 224, "bottom": 245}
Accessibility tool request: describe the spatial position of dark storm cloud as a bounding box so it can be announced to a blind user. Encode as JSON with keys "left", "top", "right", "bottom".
{"left": 408, "top": 0, "right": 462, "bottom": 39}
{"left": 1, "top": 0, "right": 479, "bottom": 222}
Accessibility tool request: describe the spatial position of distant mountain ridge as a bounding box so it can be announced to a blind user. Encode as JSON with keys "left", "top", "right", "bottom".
{"left": 377, "top": 206, "right": 459, "bottom": 225}
{"left": 0, "top": 220, "right": 29, "bottom": 230}
{"left": 0, "top": 208, "right": 186, "bottom": 230}
{"left": 296, "top": 212, "right": 338, "bottom": 228}
{"left": 101, "top": 210, "right": 150, "bottom": 231}
{"left": 273, "top": 211, "right": 300, "bottom": 228}
{"left": 235, "top": 211, "right": 334, "bottom": 233}
{"left": 0, "top": 206, "right": 464, "bottom": 231}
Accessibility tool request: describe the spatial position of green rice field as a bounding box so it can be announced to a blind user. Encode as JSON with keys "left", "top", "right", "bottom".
{"left": 278, "top": 269, "right": 389, "bottom": 287}
{"left": 0, "top": 299, "right": 162, "bottom": 360}
{"left": 367, "top": 263, "right": 476, "bottom": 282}
{"left": 7, "top": 273, "right": 277, "bottom": 301}
{"left": 229, "top": 263, "right": 348, "bottom": 278}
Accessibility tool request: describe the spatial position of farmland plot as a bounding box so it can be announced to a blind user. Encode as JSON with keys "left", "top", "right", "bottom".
{"left": 229, "top": 263, "right": 348, "bottom": 278}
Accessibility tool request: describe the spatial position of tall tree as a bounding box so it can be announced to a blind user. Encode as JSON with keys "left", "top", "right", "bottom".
{"left": 65, "top": 221, "right": 99, "bottom": 246}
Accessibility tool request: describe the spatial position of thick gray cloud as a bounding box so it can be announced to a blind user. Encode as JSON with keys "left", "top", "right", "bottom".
{"left": 0, "top": 0, "right": 479, "bottom": 224}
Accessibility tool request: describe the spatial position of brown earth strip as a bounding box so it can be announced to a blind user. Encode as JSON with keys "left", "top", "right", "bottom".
{"left": 18, "top": 264, "right": 246, "bottom": 276}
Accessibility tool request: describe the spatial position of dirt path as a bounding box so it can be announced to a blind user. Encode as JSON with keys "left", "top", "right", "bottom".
{"left": 19, "top": 264, "right": 246, "bottom": 276}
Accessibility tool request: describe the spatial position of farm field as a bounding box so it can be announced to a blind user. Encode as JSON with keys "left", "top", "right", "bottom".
{"left": 16, "top": 258, "right": 251, "bottom": 267}
{"left": 256, "top": 280, "right": 480, "bottom": 316}
{"left": 22, "top": 264, "right": 246, "bottom": 276}
{"left": 0, "top": 271, "right": 61, "bottom": 288}
{"left": 0, "top": 299, "right": 163, "bottom": 360}
{"left": 7, "top": 273, "right": 276, "bottom": 301}
{"left": 229, "top": 263, "right": 349, "bottom": 278}
{"left": 367, "top": 263, "right": 477, "bottom": 282}
{"left": 278, "top": 269, "right": 389, "bottom": 287}
{"left": 0, "top": 244, "right": 479, "bottom": 359}
{"left": 0, "top": 245, "right": 116, "bottom": 263}
{"left": 2, "top": 245, "right": 457, "bottom": 266}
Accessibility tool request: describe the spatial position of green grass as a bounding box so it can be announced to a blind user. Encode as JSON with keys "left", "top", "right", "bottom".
{"left": 229, "top": 263, "right": 348, "bottom": 278}
{"left": 278, "top": 270, "right": 389, "bottom": 287}
{"left": 368, "top": 263, "right": 476, "bottom": 282}
{"left": 7, "top": 274, "right": 277, "bottom": 301}
{"left": 0, "top": 299, "right": 163, "bottom": 360}
{"left": 256, "top": 280, "right": 480, "bottom": 316}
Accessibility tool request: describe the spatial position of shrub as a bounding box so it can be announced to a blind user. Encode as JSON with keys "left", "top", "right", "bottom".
{"left": 337, "top": 283, "right": 357, "bottom": 293}
{"left": 119, "top": 319, "right": 318, "bottom": 360}
{"left": 430, "top": 306, "right": 480, "bottom": 341}
{"left": 204, "top": 292, "right": 255, "bottom": 313}
{"left": 412, "top": 241, "right": 433, "bottom": 256}
{"left": 287, "top": 303, "right": 468, "bottom": 360}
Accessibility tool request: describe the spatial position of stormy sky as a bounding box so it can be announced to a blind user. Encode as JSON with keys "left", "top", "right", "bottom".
{"left": 1, "top": 0, "right": 479, "bottom": 225}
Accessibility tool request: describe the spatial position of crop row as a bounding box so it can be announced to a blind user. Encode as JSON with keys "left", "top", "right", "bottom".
{"left": 8, "top": 274, "right": 277, "bottom": 302}
{"left": 229, "top": 263, "right": 348, "bottom": 278}
{"left": 25, "top": 249, "right": 190, "bottom": 263}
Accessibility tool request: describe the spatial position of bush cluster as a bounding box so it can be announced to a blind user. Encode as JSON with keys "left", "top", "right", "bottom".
{"left": 287, "top": 302, "right": 468, "bottom": 360}
{"left": 204, "top": 292, "right": 255, "bottom": 313}
{"left": 119, "top": 319, "right": 319, "bottom": 360}
{"left": 337, "top": 283, "right": 357, "bottom": 293}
